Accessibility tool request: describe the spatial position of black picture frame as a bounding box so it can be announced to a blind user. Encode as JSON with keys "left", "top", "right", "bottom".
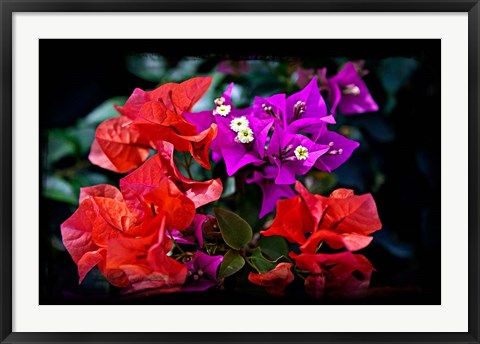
{"left": 1, "top": 1, "right": 478, "bottom": 343}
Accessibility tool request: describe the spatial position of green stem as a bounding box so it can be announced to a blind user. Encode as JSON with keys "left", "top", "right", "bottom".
{"left": 167, "top": 228, "right": 186, "bottom": 254}
{"left": 244, "top": 257, "right": 260, "bottom": 273}
{"left": 182, "top": 152, "right": 194, "bottom": 179}
{"left": 174, "top": 252, "right": 191, "bottom": 261}
{"left": 279, "top": 255, "right": 294, "bottom": 263}
{"left": 294, "top": 268, "right": 307, "bottom": 280}
{"left": 55, "top": 160, "right": 91, "bottom": 179}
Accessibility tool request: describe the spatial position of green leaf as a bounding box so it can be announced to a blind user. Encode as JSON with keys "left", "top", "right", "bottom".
{"left": 376, "top": 57, "right": 418, "bottom": 114}
{"left": 236, "top": 183, "right": 263, "bottom": 229}
{"left": 126, "top": 54, "right": 168, "bottom": 82}
{"left": 355, "top": 114, "right": 395, "bottom": 143}
{"left": 248, "top": 247, "right": 277, "bottom": 273}
{"left": 214, "top": 208, "right": 253, "bottom": 250}
{"left": 221, "top": 177, "right": 236, "bottom": 197}
{"left": 168, "top": 57, "right": 205, "bottom": 82}
{"left": 258, "top": 236, "right": 289, "bottom": 260}
{"left": 218, "top": 249, "right": 245, "bottom": 279}
{"left": 378, "top": 57, "right": 418, "bottom": 94}
{"left": 47, "top": 130, "right": 77, "bottom": 164}
{"left": 65, "top": 127, "right": 96, "bottom": 155}
{"left": 73, "top": 172, "right": 110, "bottom": 188}
{"left": 306, "top": 171, "right": 338, "bottom": 195}
{"left": 43, "top": 175, "right": 78, "bottom": 205}
{"left": 79, "top": 97, "right": 127, "bottom": 127}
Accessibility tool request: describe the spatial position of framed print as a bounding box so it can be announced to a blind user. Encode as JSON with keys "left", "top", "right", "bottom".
{"left": 1, "top": 1, "right": 479, "bottom": 344}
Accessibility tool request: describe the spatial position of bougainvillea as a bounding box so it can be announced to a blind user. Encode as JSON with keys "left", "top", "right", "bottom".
{"left": 61, "top": 61, "right": 383, "bottom": 301}
{"left": 89, "top": 77, "right": 218, "bottom": 171}
{"left": 62, "top": 141, "right": 222, "bottom": 293}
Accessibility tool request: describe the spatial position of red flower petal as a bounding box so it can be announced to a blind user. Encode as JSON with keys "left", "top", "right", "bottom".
{"left": 147, "top": 242, "right": 188, "bottom": 288}
{"left": 109, "top": 217, "right": 187, "bottom": 293}
{"left": 119, "top": 151, "right": 218, "bottom": 225}
{"left": 79, "top": 184, "right": 124, "bottom": 203}
{"left": 92, "top": 77, "right": 215, "bottom": 172}
{"left": 169, "top": 76, "right": 213, "bottom": 113}
{"left": 292, "top": 252, "right": 375, "bottom": 299}
{"left": 158, "top": 142, "right": 223, "bottom": 208}
{"left": 88, "top": 139, "right": 119, "bottom": 172}
{"left": 304, "top": 274, "right": 326, "bottom": 299}
{"left": 143, "top": 179, "right": 196, "bottom": 231}
{"left": 91, "top": 196, "right": 137, "bottom": 233}
{"left": 187, "top": 124, "right": 218, "bottom": 170}
{"left": 248, "top": 262, "right": 295, "bottom": 297}
{"left": 115, "top": 76, "right": 212, "bottom": 123}
{"left": 77, "top": 249, "right": 106, "bottom": 283}
{"left": 294, "top": 181, "right": 327, "bottom": 230}
{"left": 146, "top": 83, "right": 175, "bottom": 108}
{"left": 60, "top": 198, "right": 113, "bottom": 281}
{"left": 300, "top": 230, "right": 373, "bottom": 253}
{"left": 330, "top": 188, "right": 355, "bottom": 199}
{"left": 106, "top": 233, "right": 157, "bottom": 270}
{"left": 61, "top": 199, "right": 99, "bottom": 264}
{"left": 321, "top": 189, "right": 382, "bottom": 235}
{"left": 114, "top": 88, "right": 149, "bottom": 120}
{"left": 119, "top": 154, "right": 170, "bottom": 220}
{"left": 105, "top": 232, "right": 158, "bottom": 288}
{"left": 90, "top": 216, "right": 122, "bottom": 248}
{"left": 104, "top": 216, "right": 184, "bottom": 290}
{"left": 137, "top": 100, "right": 197, "bottom": 135}
{"left": 260, "top": 196, "right": 313, "bottom": 244}
{"left": 91, "top": 116, "right": 150, "bottom": 173}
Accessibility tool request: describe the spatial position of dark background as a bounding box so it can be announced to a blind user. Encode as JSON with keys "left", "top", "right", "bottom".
{"left": 39, "top": 39, "right": 440, "bottom": 305}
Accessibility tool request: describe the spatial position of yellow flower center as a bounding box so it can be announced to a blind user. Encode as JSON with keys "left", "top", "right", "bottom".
{"left": 294, "top": 145, "right": 309, "bottom": 160}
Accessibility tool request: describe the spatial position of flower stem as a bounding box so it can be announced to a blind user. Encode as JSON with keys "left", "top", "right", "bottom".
{"left": 315, "top": 241, "right": 324, "bottom": 253}
{"left": 55, "top": 160, "right": 91, "bottom": 179}
{"left": 243, "top": 257, "right": 260, "bottom": 273}
{"left": 182, "top": 152, "right": 194, "bottom": 179}
{"left": 294, "top": 268, "right": 307, "bottom": 280}
{"left": 167, "top": 228, "right": 186, "bottom": 254}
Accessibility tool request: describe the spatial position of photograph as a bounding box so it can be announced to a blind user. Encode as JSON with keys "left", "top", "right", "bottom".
{"left": 39, "top": 38, "right": 441, "bottom": 305}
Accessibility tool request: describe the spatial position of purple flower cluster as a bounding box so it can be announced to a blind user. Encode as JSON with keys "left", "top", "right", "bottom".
{"left": 297, "top": 61, "right": 379, "bottom": 116}
{"left": 184, "top": 64, "right": 377, "bottom": 218}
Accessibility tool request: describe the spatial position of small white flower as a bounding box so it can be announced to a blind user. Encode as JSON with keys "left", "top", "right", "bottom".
{"left": 294, "top": 145, "right": 309, "bottom": 160}
{"left": 342, "top": 84, "right": 361, "bottom": 96}
{"left": 214, "top": 97, "right": 225, "bottom": 106}
{"left": 214, "top": 104, "right": 231, "bottom": 117}
{"left": 237, "top": 128, "right": 254, "bottom": 143}
{"left": 229, "top": 116, "right": 250, "bottom": 132}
